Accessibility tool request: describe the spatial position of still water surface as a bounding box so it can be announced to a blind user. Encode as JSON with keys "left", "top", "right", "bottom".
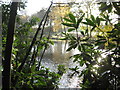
{"left": 40, "top": 40, "right": 85, "bottom": 88}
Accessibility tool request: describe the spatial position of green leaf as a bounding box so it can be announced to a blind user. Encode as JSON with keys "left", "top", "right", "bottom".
{"left": 60, "top": 37, "right": 68, "bottom": 40}
{"left": 78, "top": 45, "right": 81, "bottom": 51}
{"left": 101, "top": 14, "right": 110, "bottom": 21}
{"left": 73, "top": 43, "right": 77, "bottom": 49}
{"left": 97, "top": 35, "right": 104, "bottom": 38}
{"left": 70, "top": 36, "right": 77, "bottom": 40}
{"left": 31, "top": 64, "right": 36, "bottom": 72}
{"left": 96, "top": 17, "right": 100, "bottom": 26}
{"left": 81, "top": 53, "right": 92, "bottom": 61}
{"left": 69, "top": 13, "right": 76, "bottom": 23}
{"left": 63, "top": 18, "right": 73, "bottom": 23}
{"left": 62, "top": 23, "right": 74, "bottom": 27}
{"left": 99, "top": 18, "right": 105, "bottom": 21}
{"left": 68, "top": 28, "right": 75, "bottom": 32}
{"left": 86, "top": 18, "right": 95, "bottom": 26}
{"left": 66, "top": 46, "right": 73, "bottom": 51}
{"left": 79, "top": 60, "right": 85, "bottom": 66}
{"left": 108, "top": 4, "right": 112, "bottom": 13}
{"left": 108, "top": 42, "right": 116, "bottom": 49}
{"left": 95, "top": 39, "right": 107, "bottom": 45}
{"left": 99, "top": 3, "right": 111, "bottom": 12}
{"left": 16, "top": 72, "right": 21, "bottom": 76}
{"left": 80, "top": 31, "right": 85, "bottom": 36}
{"left": 82, "top": 43, "right": 93, "bottom": 47}
{"left": 91, "top": 15, "right": 96, "bottom": 23}
{"left": 85, "top": 28, "right": 88, "bottom": 34}
{"left": 77, "top": 13, "right": 85, "bottom": 27}
{"left": 66, "top": 43, "right": 77, "bottom": 51}
{"left": 73, "top": 58, "right": 78, "bottom": 62}
{"left": 83, "top": 18, "right": 95, "bottom": 26}
{"left": 79, "top": 69, "right": 88, "bottom": 77}
{"left": 49, "top": 40, "right": 54, "bottom": 45}
{"left": 81, "top": 44, "right": 85, "bottom": 52}
{"left": 69, "top": 66, "right": 79, "bottom": 73}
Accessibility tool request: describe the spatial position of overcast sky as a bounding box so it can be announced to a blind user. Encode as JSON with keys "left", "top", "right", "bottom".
{"left": 2, "top": 0, "right": 120, "bottom": 16}
{"left": 2, "top": 0, "right": 83, "bottom": 16}
{"left": 1, "top": 0, "right": 52, "bottom": 15}
{"left": 3, "top": 0, "right": 118, "bottom": 16}
{"left": 25, "top": 0, "right": 80, "bottom": 16}
{"left": 25, "top": 0, "right": 51, "bottom": 15}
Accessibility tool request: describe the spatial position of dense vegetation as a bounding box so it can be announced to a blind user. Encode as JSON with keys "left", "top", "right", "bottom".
{"left": 2, "top": 1, "right": 65, "bottom": 89}
{"left": 62, "top": 2, "right": 120, "bottom": 89}
{"left": 2, "top": 1, "right": 120, "bottom": 90}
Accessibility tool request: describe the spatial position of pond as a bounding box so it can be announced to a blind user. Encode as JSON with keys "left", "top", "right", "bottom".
{"left": 39, "top": 40, "right": 85, "bottom": 88}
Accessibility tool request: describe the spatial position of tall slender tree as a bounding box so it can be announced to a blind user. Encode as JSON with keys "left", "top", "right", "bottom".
{"left": 2, "top": 2, "right": 18, "bottom": 89}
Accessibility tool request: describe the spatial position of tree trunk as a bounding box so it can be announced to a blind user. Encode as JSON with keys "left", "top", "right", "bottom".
{"left": 2, "top": 2, "right": 18, "bottom": 89}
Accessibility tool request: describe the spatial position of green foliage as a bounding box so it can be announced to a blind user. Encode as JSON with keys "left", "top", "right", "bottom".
{"left": 2, "top": 3, "right": 11, "bottom": 25}
{"left": 63, "top": 13, "right": 85, "bottom": 30}
{"left": 99, "top": 2, "right": 120, "bottom": 15}
{"left": 69, "top": 66, "right": 79, "bottom": 77}
{"left": 10, "top": 16, "right": 63, "bottom": 88}
{"left": 2, "top": 1, "right": 120, "bottom": 89}
{"left": 57, "top": 65, "right": 66, "bottom": 76}
{"left": 82, "top": 15, "right": 103, "bottom": 27}
{"left": 62, "top": 2, "right": 120, "bottom": 89}
{"left": 2, "top": 2, "right": 65, "bottom": 89}
{"left": 69, "top": 13, "right": 76, "bottom": 23}
{"left": 77, "top": 13, "right": 85, "bottom": 28}
{"left": 12, "top": 66, "right": 62, "bottom": 89}
{"left": 83, "top": 18, "right": 95, "bottom": 26}
{"left": 68, "top": 28, "right": 75, "bottom": 32}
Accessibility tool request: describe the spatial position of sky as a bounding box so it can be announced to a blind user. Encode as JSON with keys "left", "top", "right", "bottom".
{"left": 25, "top": 0, "right": 80, "bottom": 16}
{"left": 25, "top": 0, "right": 51, "bottom": 15}
{"left": 1, "top": 0, "right": 85, "bottom": 16}
{"left": 2, "top": 0, "right": 119, "bottom": 16}
{"left": 1, "top": 0, "right": 52, "bottom": 15}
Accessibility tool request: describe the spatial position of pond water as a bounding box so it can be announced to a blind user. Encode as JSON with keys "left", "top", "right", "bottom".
{"left": 39, "top": 40, "right": 85, "bottom": 88}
